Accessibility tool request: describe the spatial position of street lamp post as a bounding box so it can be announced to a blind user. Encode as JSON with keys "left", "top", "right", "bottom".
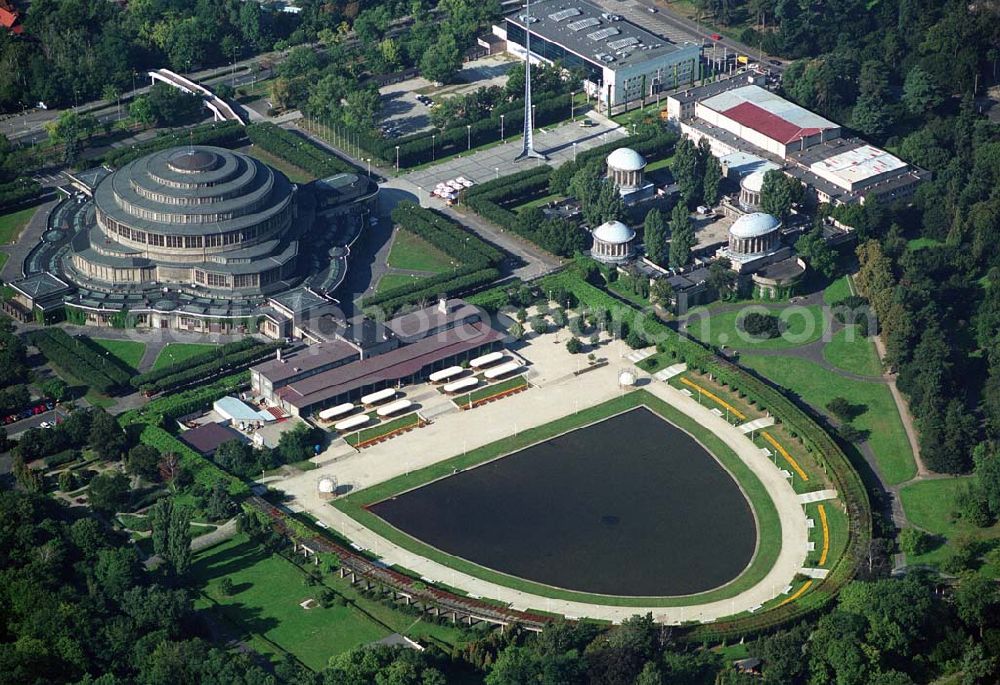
{"left": 495, "top": 167, "right": 499, "bottom": 179}
{"left": 571, "top": 91, "right": 576, "bottom": 121}
{"left": 431, "top": 134, "right": 436, "bottom": 161}
{"left": 466, "top": 124, "right": 471, "bottom": 150}
{"left": 395, "top": 145, "right": 400, "bottom": 173}
{"left": 500, "top": 114, "right": 505, "bottom": 142}
{"left": 366, "top": 158, "right": 371, "bottom": 178}
{"left": 573, "top": 141, "right": 577, "bottom": 161}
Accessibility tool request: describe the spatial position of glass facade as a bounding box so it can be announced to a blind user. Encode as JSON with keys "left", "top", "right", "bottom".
{"left": 505, "top": 21, "right": 604, "bottom": 86}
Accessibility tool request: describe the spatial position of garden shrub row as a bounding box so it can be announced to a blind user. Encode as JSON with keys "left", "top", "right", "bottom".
{"left": 246, "top": 122, "right": 359, "bottom": 176}
{"left": 0, "top": 177, "right": 43, "bottom": 210}
{"left": 363, "top": 266, "right": 501, "bottom": 317}
{"left": 536, "top": 270, "right": 871, "bottom": 640}
{"left": 356, "top": 92, "right": 571, "bottom": 168}
{"left": 462, "top": 167, "right": 565, "bottom": 253}
{"left": 120, "top": 371, "right": 250, "bottom": 429}
{"left": 389, "top": 203, "right": 504, "bottom": 268}
{"left": 131, "top": 338, "right": 260, "bottom": 388}
{"left": 28, "top": 329, "right": 131, "bottom": 394}
{"left": 132, "top": 339, "right": 277, "bottom": 394}
{"left": 101, "top": 121, "right": 246, "bottom": 168}
{"left": 139, "top": 424, "right": 248, "bottom": 496}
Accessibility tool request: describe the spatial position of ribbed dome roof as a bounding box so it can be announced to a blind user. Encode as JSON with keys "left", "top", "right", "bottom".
{"left": 593, "top": 220, "right": 636, "bottom": 244}
{"left": 730, "top": 212, "right": 780, "bottom": 239}
{"left": 606, "top": 147, "right": 647, "bottom": 172}
{"left": 741, "top": 169, "right": 767, "bottom": 193}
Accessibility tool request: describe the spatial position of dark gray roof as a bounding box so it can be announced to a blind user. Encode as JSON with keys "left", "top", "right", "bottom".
{"left": 10, "top": 272, "right": 73, "bottom": 300}
{"left": 507, "top": 0, "right": 694, "bottom": 69}
{"left": 253, "top": 340, "right": 361, "bottom": 385}
{"left": 179, "top": 422, "right": 243, "bottom": 455}
{"left": 269, "top": 287, "right": 332, "bottom": 316}
{"left": 386, "top": 299, "right": 482, "bottom": 343}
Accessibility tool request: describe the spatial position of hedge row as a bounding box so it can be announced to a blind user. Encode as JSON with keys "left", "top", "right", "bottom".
{"left": 101, "top": 121, "right": 246, "bottom": 168}
{"left": 246, "top": 122, "right": 359, "bottom": 177}
{"left": 536, "top": 271, "right": 871, "bottom": 640}
{"left": 120, "top": 371, "right": 250, "bottom": 429}
{"left": 356, "top": 91, "right": 571, "bottom": 168}
{"left": 28, "top": 329, "right": 131, "bottom": 394}
{"left": 0, "top": 177, "right": 42, "bottom": 211}
{"left": 389, "top": 203, "right": 504, "bottom": 268}
{"left": 137, "top": 342, "right": 280, "bottom": 395}
{"left": 462, "top": 166, "right": 556, "bottom": 251}
{"left": 139, "top": 424, "right": 248, "bottom": 496}
{"left": 364, "top": 266, "right": 501, "bottom": 317}
{"left": 132, "top": 337, "right": 273, "bottom": 392}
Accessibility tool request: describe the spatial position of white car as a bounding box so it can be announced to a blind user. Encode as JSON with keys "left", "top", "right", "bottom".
{"left": 39, "top": 421, "right": 52, "bottom": 429}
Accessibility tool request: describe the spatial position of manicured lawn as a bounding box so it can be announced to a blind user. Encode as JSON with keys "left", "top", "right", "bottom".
{"left": 336, "top": 389, "right": 786, "bottom": 608}
{"left": 453, "top": 375, "right": 527, "bottom": 407}
{"left": 346, "top": 412, "right": 420, "bottom": 447}
{"left": 822, "top": 275, "right": 853, "bottom": 305}
{"left": 152, "top": 342, "right": 218, "bottom": 370}
{"left": 608, "top": 280, "right": 651, "bottom": 308}
{"left": 386, "top": 229, "right": 454, "bottom": 273}
{"left": 91, "top": 338, "right": 146, "bottom": 371}
{"left": 683, "top": 304, "right": 825, "bottom": 350}
{"left": 191, "top": 535, "right": 389, "bottom": 669}
{"left": 376, "top": 272, "right": 430, "bottom": 293}
{"left": 899, "top": 477, "right": 1000, "bottom": 575}
{"left": 741, "top": 355, "right": 916, "bottom": 485}
{"left": 513, "top": 192, "right": 562, "bottom": 214}
{"left": 823, "top": 325, "right": 882, "bottom": 377}
{"left": 0, "top": 205, "right": 39, "bottom": 244}
{"left": 0, "top": 251, "right": 8, "bottom": 273}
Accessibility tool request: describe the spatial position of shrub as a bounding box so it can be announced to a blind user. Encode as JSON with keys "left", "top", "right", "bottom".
{"left": 957, "top": 483, "right": 993, "bottom": 528}
{"left": 219, "top": 577, "right": 235, "bottom": 596}
{"left": 739, "top": 312, "right": 782, "bottom": 339}
{"left": 246, "top": 122, "right": 359, "bottom": 176}
{"left": 898, "top": 528, "right": 934, "bottom": 557}
{"left": 566, "top": 337, "right": 583, "bottom": 354}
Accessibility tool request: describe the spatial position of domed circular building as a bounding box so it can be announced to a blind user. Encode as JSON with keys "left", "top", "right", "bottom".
{"left": 67, "top": 146, "right": 301, "bottom": 295}
{"left": 591, "top": 220, "right": 636, "bottom": 264}
{"left": 728, "top": 212, "right": 781, "bottom": 257}
{"left": 739, "top": 169, "right": 767, "bottom": 210}
{"left": 606, "top": 148, "right": 654, "bottom": 204}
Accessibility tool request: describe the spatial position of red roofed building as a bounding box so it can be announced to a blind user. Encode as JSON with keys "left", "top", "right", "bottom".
{"left": 0, "top": 1, "right": 23, "bottom": 34}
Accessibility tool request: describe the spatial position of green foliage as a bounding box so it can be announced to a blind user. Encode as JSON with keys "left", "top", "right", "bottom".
{"left": 669, "top": 203, "right": 695, "bottom": 269}
{"left": 739, "top": 312, "right": 781, "bottom": 339}
{"left": 246, "top": 122, "right": 359, "bottom": 176}
{"left": 101, "top": 122, "right": 245, "bottom": 168}
{"left": 130, "top": 83, "right": 203, "bottom": 126}
{"left": 898, "top": 528, "right": 934, "bottom": 557}
{"left": 795, "top": 226, "right": 838, "bottom": 279}
{"left": 28, "top": 329, "right": 132, "bottom": 394}
{"left": 760, "top": 170, "right": 802, "bottom": 221}
{"left": 88, "top": 471, "right": 130, "bottom": 514}
{"left": 132, "top": 339, "right": 277, "bottom": 394}
{"left": 643, "top": 209, "right": 667, "bottom": 265}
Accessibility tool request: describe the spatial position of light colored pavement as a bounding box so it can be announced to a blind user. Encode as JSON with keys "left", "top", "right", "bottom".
{"left": 272, "top": 330, "right": 809, "bottom": 624}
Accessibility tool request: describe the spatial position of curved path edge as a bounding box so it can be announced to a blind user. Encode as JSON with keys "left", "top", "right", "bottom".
{"left": 278, "top": 346, "right": 808, "bottom": 624}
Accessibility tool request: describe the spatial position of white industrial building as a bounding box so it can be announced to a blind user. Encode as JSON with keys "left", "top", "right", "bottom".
{"left": 666, "top": 76, "right": 927, "bottom": 206}
{"left": 495, "top": 0, "right": 701, "bottom": 108}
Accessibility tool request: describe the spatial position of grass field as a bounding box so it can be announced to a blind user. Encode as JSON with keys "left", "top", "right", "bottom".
{"left": 513, "top": 192, "right": 562, "bottom": 214}
{"left": 823, "top": 326, "right": 882, "bottom": 377}
{"left": 0, "top": 205, "right": 38, "bottom": 244}
{"left": 336, "top": 389, "right": 787, "bottom": 608}
{"left": 346, "top": 412, "right": 420, "bottom": 447}
{"left": 152, "top": 342, "right": 218, "bottom": 371}
{"left": 822, "top": 275, "right": 853, "bottom": 305}
{"left": 192, "top": 535, "right": 389, "bottom": 669}
{"left": 91, "top": 338, "right": 146, "bottom": 371}
{"left": 452, "top": 375, "right": 527, "bottom": 407}
{"left": 0, "top": 252, "right": 8, "bottom": 273}
{"left": 376, "top": 272, "right": 430, "bottom": 294}
{"left": 741, "top": 355, "right": 916, "bottom": 484}
{"left": 683, "top": 304, "right": 826, "bottom": 350}
{"left": 386, "top": 229, "right": 453, "bottom": 273}
{"left": 899, "top": 478, "right": 1000, "bottom": 575}
{"left": 907, "top": 237, "right": 943, "bottom": 252}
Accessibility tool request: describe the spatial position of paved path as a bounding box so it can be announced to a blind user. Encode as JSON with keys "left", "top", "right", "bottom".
{"left": 273, "top": 331, "right": 808, "bottom": 624}
{"left": 1, "top": 196, "right": 59, "bottom": 283}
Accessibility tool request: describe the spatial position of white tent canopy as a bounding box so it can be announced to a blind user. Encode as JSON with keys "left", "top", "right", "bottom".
{"left": 470, "top": 351, "right": 504, "bottom": 368}
{"left": 318, "top": 403, "right": 355, "bottom": 421}
{"left": 443, "top": 377, "right": 478, "bottom": 393}
{"left": 484, "top": 360, "right": 521, "bottom": 380}
{"left": 376, "top": 399, "right": 413, "bottom": 417}
{"left": 334, "top": 414, "right": 370, "bottom": 431}
{"left": 428, "top": 366, "right": 464, "bottom": 383}
{"left": 361, "top": 388, "right": 397, "bottom": 405}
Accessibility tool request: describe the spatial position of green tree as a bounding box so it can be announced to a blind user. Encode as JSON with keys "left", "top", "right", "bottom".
{"left": 707, "top": 259, "right": 736, "bottom": 299}
{"left": 902, "top": 66, "right": 942, "bottom": 114}
{"left": 852, "top": 93, "right": 892, "bottom": 139}
{"left": 88, "top": 471, "right": 130, "bottom": 514}
{"left": 167, "top": 504, "right": 193, "bottom": 575}
{"left": 566, "top": 337, "right": 583, "bottom": 354}
{"left": 126, "top": 444, "right": 161, "bottom": 481}
{"left": 795, "top": 226, "right": 838, "bottom": 278}
{"left": 420, "top": 34, "right": 462, "bottom": 84}
{"left": 650, "top": 279, "right": 674, "bottom": 308}
{"left": 954, "top": 572, "right": 998, "bottom": 636}
{"left": 702, "top": 153, "right": 722, "bottom": 207}
{"left": 89, "top": 409, "right": 128, "bottom": 461}
{"left": 643, "top": 209, "right": 668, "bottom": 265}
{"left": 672, "top": 136, "right": 700, "bottom": 206}
{"left": 898, "top": 528, "right": 933, "bottom": 556}
{"left": 760, "top": 170, "right": 798, "bottom": 220}
{"left": 669, "top": 203, "right": 695, "bottom": 269}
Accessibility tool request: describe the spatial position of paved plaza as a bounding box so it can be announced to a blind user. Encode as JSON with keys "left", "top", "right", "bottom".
{"left": 273, "top": 326, "right": 810, "bottom": 624}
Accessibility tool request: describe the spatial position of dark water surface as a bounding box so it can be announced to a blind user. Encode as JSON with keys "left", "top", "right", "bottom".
{"left": 370, "top": 407, "right": 758, "bottom": 596}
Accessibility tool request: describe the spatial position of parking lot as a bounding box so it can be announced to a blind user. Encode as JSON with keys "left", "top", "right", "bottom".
{"left": 378, "top": 55, "right": 518, "bottom": 138}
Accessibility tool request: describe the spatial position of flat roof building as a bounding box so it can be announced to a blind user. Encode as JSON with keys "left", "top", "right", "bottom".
{"left": 496, "top": 0, "right": 700, "bottom": 107}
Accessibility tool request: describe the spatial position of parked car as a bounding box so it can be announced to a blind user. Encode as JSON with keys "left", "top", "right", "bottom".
{"left": 647, "top": 7, "right": 657, "bottom": 12}
{"left": 710, "top": 33, "right": 722, "bottom": 40}
{"left": 579, "top": 118, "right": 596, "bottom": 128}
{"left": 39, "top": 421, "right": 52, "bottom": 429}
{"left": 769, "top": 59, "right": 782, "bottom": 66}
